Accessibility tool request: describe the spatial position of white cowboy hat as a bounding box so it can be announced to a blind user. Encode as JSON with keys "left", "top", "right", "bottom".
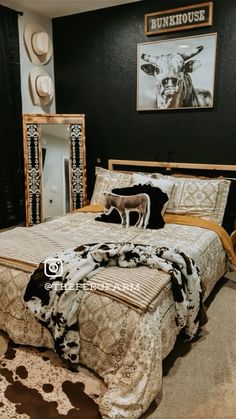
{"left": 24, "top": 22, "right": 52, "bottom": 65}
{"left": 29, "top": 67, "right": 54, "bottom": 106}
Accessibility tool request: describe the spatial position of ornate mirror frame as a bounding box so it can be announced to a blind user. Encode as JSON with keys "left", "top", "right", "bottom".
{"left": 23, "top": 114, "right": 87, "bottom": 226}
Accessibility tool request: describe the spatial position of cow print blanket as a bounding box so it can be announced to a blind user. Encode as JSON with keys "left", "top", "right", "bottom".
{"left": 23, "top": 242, "right": 202, "bottom": 366}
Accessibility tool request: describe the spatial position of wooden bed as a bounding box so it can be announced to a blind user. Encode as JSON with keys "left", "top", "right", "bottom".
{"left": 1, "top": 160, "right": 236, "bottom": 419}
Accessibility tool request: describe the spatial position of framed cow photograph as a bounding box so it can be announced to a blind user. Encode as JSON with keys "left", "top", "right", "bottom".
{"left": 137, "top": 32, "right": 217, "bottom": 111}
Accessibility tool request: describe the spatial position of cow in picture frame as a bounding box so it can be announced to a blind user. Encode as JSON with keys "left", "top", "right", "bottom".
{"left": 137, "top": 33, "right": 217, "bottom": 111}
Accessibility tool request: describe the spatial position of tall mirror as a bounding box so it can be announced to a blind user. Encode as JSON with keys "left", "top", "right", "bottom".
{"left": 23, "top": 114, "right": 87, "bottom": 226}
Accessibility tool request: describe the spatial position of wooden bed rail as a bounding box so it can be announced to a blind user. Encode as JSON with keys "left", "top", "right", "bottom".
{"left": 108, "top": 159, "right": 236, "bottom": 173}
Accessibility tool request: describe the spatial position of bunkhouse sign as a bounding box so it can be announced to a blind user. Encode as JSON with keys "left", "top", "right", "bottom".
{"left": 144, "top": 2, "right": 213, "bottom": 36}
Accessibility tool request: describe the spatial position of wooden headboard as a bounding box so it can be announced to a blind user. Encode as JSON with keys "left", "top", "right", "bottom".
{"left": 108, "top": 159, "right": 236, "bottom": 174}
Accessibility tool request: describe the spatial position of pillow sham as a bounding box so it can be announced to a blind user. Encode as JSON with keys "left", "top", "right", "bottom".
{"left": 95, "top": 184, "right": 169, "bottom": 229}
{"left": 150, "top": 173, "right": 230, "bottom": 224}
{"left": 90, "top": 167, "right": 132, "bottom": 205}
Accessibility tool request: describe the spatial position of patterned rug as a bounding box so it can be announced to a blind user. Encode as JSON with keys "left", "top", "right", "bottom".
{"left": 0, "top": 331, "right": 106, "bottom": 418}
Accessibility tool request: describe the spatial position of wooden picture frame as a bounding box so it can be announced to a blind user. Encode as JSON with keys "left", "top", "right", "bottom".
{"left": 137, "top": 33, "right": 217, "bottom": 111}
{"left": 144, "top": 2, "right": 213, "bottom": 36}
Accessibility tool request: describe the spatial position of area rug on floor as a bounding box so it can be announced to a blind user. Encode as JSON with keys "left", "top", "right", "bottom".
{"left": 0, "top": 332, "right": 106, "bottom": 418}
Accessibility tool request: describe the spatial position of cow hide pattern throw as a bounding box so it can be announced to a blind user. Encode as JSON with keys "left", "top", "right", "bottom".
{"left": 96, "top": 184, "right": 169, "bottom": 229}
{"left": 23, "top": 242, "right": 203, "bottom": 367}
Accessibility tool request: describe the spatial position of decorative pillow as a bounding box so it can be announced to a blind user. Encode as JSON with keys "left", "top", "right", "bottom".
{"left": 95, "top": 184, "right": 169, "bottom": 229}
{"left": 151, "top": 173, "right": 230, "bottom": 224}
{"left": 132, "top": 173, "right": 174, "bottom": 214}
{"left": 132, "top": 173, "right": 174, "bottom": 196}
{"left": 90, "top": 167, "right": 132, "bottom": 205}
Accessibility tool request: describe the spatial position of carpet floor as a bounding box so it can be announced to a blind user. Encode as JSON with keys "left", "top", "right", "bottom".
{"left": 1, "top": 275, "right": 236, "bottom": 419}
{"left": 143, "top": 275, "right": 236, "bottom": 419}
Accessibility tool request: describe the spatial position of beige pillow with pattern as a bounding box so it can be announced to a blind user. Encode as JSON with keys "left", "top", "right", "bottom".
{"left": 90, "top": 167, "right": 133, "bottom": 205}
{"left": 151, "top": 173, "right": 230, "bottom": 224}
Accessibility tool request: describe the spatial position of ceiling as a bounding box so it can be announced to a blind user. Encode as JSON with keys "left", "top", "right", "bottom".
{"left": 1, "top": 0, "right": 141, "bottom": 18}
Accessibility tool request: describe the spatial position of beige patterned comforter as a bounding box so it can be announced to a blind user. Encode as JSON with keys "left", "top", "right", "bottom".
{"left": 0, "top": 212, "right": 228, "bottom": 418}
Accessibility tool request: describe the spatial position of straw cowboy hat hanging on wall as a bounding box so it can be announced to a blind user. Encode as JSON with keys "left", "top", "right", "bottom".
{"left": 24, "top": 22, "right": 52, "bottom": 65}
{"left": 29, "top": 67, "right": 54, "bottom": 106}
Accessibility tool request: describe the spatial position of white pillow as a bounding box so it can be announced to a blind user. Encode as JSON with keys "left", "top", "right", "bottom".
{"left": 132, "top": 173, "right": 174, "bottom": 197}
{"left": 132, "top": 173, "right": 174, "bottom": 213}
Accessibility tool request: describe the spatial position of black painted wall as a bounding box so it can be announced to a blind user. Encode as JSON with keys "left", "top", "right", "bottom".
{"left": 53, "top": 0, "right": 236, "bottom": 198}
